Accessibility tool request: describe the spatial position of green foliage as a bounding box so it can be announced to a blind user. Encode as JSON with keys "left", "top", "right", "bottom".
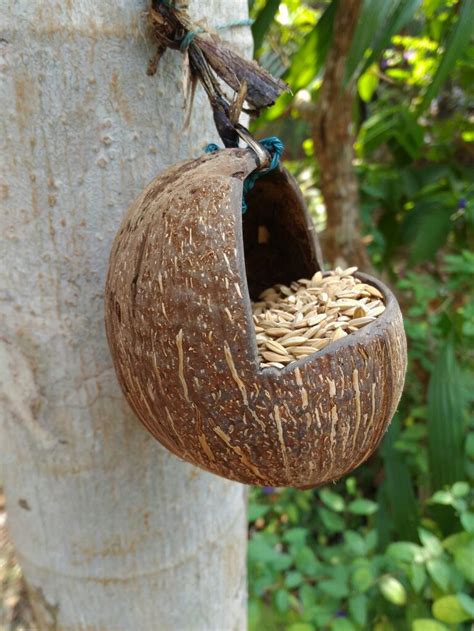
{"left": 247, "top": 0, "right": 473, "bottom": 628}
{"left": 427, "top": 342, "right": 466, "bottom": 490}
{"left": 285, "top": 1, "right": 338, "bottom": 93}
{"left": 344, "top": 0, "right": 422, "bottom": 84}
{"left": 418, "top": 0, "right": 474, "bottom": 112}
{"left": 248, "top": 482, "right": 474, "bottom": 629}
{"left": 252, "top": 0, "right": 281, "bottom": 54}
{"left": 379, "top": 416, "right": 419, "bottom": 542}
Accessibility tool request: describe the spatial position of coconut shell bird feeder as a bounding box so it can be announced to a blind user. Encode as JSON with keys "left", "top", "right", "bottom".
{"left": 105, "top": 142, "right": 407, "bottom": 489}
{"left": 106, "top": 1, "right": 406, "bottom": 487}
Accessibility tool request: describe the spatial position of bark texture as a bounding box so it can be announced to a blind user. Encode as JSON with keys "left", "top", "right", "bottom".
{"left": 105, "top": 150, "right": 407, "bottom": 488}
{"left": 0, "top": 2, "right": 250, "bottom": 629}
{"left": 312, "top": 0, "right": 370, "bottom": 270}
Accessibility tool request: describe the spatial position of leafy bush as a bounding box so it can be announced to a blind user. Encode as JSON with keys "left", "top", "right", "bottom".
{"left": 247, "top": 0, "right": 473, "bottom": 628}
{"left": 248, "top": 480, "right": 474, "bottom": 630}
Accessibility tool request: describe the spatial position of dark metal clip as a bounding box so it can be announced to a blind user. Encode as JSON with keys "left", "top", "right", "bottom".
{"left": 235, "top": 125, "right": 271, "bottom": 171}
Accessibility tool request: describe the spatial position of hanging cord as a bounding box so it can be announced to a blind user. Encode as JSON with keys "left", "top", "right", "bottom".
{"left": 153, "top": 0, "right": 253, "bottom": 53}
{"left": 205, "top": 137, "right": 284, "bottom": 213}
{"left": 179, "top": 19, "right": 254, "bottom": 52}
{"left": 148, "top": 2, "right": 288, "bottom": 148}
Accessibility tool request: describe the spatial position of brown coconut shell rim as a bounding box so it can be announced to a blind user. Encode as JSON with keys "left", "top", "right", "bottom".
{"left": 227, "top": 152, "right": 400, "bottom": 376}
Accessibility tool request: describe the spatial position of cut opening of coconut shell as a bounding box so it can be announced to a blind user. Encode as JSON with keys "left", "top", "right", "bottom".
{"left": 105, "top": 148, "right": 407, "bottom": 488}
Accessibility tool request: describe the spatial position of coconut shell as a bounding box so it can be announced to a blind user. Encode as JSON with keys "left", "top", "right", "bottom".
{"left": 105, "top": 148, "right": 407, "bottom": 488}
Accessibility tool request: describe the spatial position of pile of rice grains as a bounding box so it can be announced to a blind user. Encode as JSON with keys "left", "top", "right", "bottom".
{"left": 252, "top": 267, "right": 385, "bottom": 369}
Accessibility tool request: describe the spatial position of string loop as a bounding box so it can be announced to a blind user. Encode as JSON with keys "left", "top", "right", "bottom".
{"left": 204, "top": 136, "right": 284, "bottom": 213}
{"left": 178, "top": 20, "right": 254, "bottom": 52}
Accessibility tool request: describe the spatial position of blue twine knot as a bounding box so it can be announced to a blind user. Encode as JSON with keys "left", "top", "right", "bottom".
{"left": 204, "top": 143, "right": 220, "bottom": 153}
{"left": 179, "top": 19, "right": 253, "bottom": 52}
{"left": 242, "top": 136, "right": 284, "bottom": 212}
{"left": 204, "top": 136, "right": 284, "bottom": 213}
{"left": 180, "top": 29, "right": 200, "bottom": 52}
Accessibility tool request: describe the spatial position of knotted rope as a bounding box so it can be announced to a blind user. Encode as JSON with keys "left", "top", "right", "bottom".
{"left": 205, "top": 137, "right": 284, "bottom": 213}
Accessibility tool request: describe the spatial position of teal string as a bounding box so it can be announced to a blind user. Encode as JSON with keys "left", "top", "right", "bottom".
{"left": 180, "top": 30, "right": 200, "bottom": 52}
{"left": 179, "top": 19, "right": 254, "bottom": 52}
{"left": 204, "top": 136, "right": 284, "bottom": 213}
{"left": 204, "top": 143, "right": 220, "bottom": 153}
{"left": 242, "top": 137, "right": 283, "bottom": 212}
{"left": 219, "top": 18, "right": 255, "bottom": 29}
{"left": 155, "top": 0, "right": 253, "bottom": 34}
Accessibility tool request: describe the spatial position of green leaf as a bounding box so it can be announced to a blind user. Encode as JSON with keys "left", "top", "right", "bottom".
{"left": 319, "top": 578, "right": 349, "bottom": 599}
{"left": 402, "top": 202, "right": 451, "bottom": 264}
{"left": 351, "top": 561, "right": 375, "bottom": 592}
{"left": 358, "top": 106, "right": 423, "bottom": 159}
{"left": 344, "top": 530, "right": 368, "bottom": 556}
{"left": 395, "top": 108, "right": 424, "bottom": 158}
{"left": 248, "top": 599, "right": 262, "bottom": 631}
{"left": 412, "top": 620, "right": 448, "bottom": 631}
{"left": 358, "top": 108, "right": 397, "bottom": 155}
{"left": 345, "top": 0, "right": 421, "bottom": 83}
{"left": 410, "top": 211, "right": 451, "bottom": 263}
{"left": 348, "top": 498, "right": 378, "bottom": 515}
{"left": 319, "top": 488, "right": 345, "bottom": 512}
{"left": 299, "top": 583, "right": 316, "bottom": 610}
{"left": 466, "top": 433, "right": 474, "bottom": 458}
{"left": 379, "top": 575, "right": 407, "bottom": 606}
{"left": 283, "top": 528, "right": 308, "bottom": 545}
{"left": 274, "top": 588, "right": 290, "bottom": 613}
{"left": 419, "top": 528, "right": 444, "bottom": 557}
{"left": 443, "top": 531, "right": 472, "bottom": 554}
{"left": 285, "top": 571, "right": 304, "bottom": 589}
{"left": 461, "top": 512, "right": 474, "bottom": 533}
{"left": 248, "top": 503, "right": 270, "bottom": 522}
{"left": 418, "top": 0, "right": 474, "bottom": 113}
{"left": 287, "top": 624, "right": 315, "bottom": 631}
{"left": 286, "top": 0, "right": 338, "bottom": 92}
{"left": 358, "top": 65, "right": 379, "bottom": 102}
{"left": 319, "top": 506, "right": 345, "bottom": 532}
{"left": 251, "top": 0, "right": 280, "bottom": 54}
{"left": 310, "top": 605, "right": 338, "bottom": 626}
{"left": 427, "top": 343, "right": 466, "bottom": 491}
{"left": 373, "top": 620, "right": 396, "bottom": 631}
{"left": 331, "top": 619, "right": 356, "bottom": 631}
{"left": 381, "top": 415, "right": 419, "bottom": 541}
{"left": 427, "top": 558, "right": 452, "bottom": 591}
{"left": 345, "top": 0, "right": 394, "bottom": 82}
{"left": 453, "top": 540, "right": 474, "bottom": 582}
{"left": 432, "top": 594, "right": 473, "bottom": 623}
{"left": 248, "top": 536, "right": 293, "bottom": 570}
{"left": 295, "top": 546, "right": 321, "bottom": 577}
{"left": 359, "top": 0, "right": 422, "bottom": 76}
{"left": 430, "top": 490, "right": 454, "bottom": 506}
{"left": 452, "top": 481, "right": 470, "bottom": 497}
{"left": 410, "top": 563, "right": 427, "bottom": 593}
{"left": 457, "top": 593, "right": 474, "bottom": 617}
{"left": 349, "top": 594, "right": 368, "bottom": 627}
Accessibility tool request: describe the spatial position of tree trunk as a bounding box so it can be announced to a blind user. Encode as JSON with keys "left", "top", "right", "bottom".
{"left": 0, "top": 2, "right": 249, "bottom": 629}
{"left": 312, "top": 0, "right": 370, "bottom": 270}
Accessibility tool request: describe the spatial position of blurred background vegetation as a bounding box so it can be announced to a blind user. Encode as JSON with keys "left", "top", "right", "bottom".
{"left": 246, "top": 1, "right": 474, "bottom": 629}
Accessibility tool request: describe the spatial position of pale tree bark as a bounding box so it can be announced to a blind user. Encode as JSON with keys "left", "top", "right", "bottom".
{"left": 0, "top": 2, "right": 250, "bottom": 629}
{"left": 312, "top": 0, "right": 371, "bottom": 270}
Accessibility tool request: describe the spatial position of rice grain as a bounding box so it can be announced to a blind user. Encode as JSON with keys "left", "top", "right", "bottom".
{"left": 253, "top": 267, "right": 386, "bottom": 369}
